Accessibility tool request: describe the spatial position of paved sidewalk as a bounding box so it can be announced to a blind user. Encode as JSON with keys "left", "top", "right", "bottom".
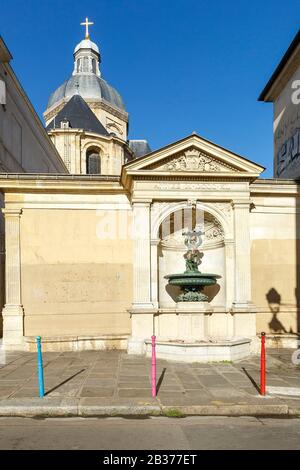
{"left": 0, "top": 348, "right": 299, "bottom": 417}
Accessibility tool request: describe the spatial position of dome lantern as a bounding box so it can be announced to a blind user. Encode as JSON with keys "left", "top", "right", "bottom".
{"left": 44, "top": 18, "right": 128, "bottom": 128}
{"left": 72, "top": 18, "right": 101, "bottom": 77}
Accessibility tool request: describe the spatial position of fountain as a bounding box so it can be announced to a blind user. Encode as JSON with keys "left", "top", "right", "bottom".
{"left": 164, "top": 229, "right": 221, "bottom": 301}
{"left": 142, "top": 227, "right": 252, "bottom": 362}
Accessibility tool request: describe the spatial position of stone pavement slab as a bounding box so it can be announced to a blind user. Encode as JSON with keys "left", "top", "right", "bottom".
{"left": 0, "top": 348, "right": 299, "bottom": 416}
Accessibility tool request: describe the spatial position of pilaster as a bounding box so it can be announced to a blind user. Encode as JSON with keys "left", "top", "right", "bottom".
{"left": 224, "top": 239, "right": 234, "bottom": 309}
{"left": 131, "top": 201, "right": 153, "bottom": 310}
{"left": 150, "top": 238, "right": 160, "bottom": 308}
{"left": 1, "top": 208, "right": 24, "bottom": 349}
{"left": 231, "top": 199, "right": 252, "bottom": 311}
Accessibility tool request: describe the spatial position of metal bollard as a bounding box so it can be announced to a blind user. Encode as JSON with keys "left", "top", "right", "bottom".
{"left": 36, "top": 336, "right": 45, "bottom": 398}
{"left": 260, "top": 332, "right": 266, "bottom": 396}
{"left": 151, "top": 335, "right": 157, "bottom": 397}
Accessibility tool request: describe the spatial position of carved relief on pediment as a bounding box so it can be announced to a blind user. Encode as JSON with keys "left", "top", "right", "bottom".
{"left": 147, "top": 148, "right": 238, "bottom": 173}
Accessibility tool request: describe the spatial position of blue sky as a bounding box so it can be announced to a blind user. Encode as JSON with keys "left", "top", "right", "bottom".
{"left": 1, "top": 0, "right": 300, "bottom": 177}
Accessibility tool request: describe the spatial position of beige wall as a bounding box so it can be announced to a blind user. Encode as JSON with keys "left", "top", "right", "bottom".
{"left": 91, "top": 105, "right": 127, "bottom": 141}
{"left": 20, "top": 208, "right": 133, "bottom": 338}
{"left": 49, "top": 131, "right": 126, "bottom": 175}
{"left": 250, "top": 193, "right": 300, "bottom": 334}
{"left": 2, "top": 173, "right": 300, "bottom": 351}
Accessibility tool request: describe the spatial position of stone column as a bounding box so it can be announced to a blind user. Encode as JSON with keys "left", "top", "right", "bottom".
{"left": 232, "top": 200, "right": 251, "bottom": 308}
{"left": 2, "top": 208, "right": 24, "bottom": 349}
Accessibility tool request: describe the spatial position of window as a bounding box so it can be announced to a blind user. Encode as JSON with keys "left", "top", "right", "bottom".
{"left": 92, "top": 59, "right": 96, "bottom": 74}
{"left": 0, "top": 80, "right": 6, "bottom": 105}
{"left": 82, "top": 57, "right": 89, "bottom": 72}
{"left": 86, "top": 149, "right": 101, "bottom": 174}
{"left": 61, "top": 119, "right": 70, "bottom": 129}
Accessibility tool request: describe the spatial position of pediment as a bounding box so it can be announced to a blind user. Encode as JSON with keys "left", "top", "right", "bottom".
{"left": 123, "top": 134, "right": 265, "bottom": 181}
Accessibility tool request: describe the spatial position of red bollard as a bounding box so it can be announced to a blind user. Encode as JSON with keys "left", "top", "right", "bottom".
{"left": 260, "top": 332, "right": 266, "bottom": 396}
{"left": 151, "top": 335, "right": 156, "bottom": 397}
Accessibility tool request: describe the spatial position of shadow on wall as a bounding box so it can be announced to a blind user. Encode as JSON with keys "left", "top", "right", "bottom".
{"left": 265, "top": 287, "right": 300, "bottom": 334}
{"left": 266, "top": 288, "right": 288, "bottom": 333}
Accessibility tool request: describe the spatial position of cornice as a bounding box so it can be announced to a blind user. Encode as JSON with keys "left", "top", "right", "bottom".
{"left": 0, "top": 174, "right": 126, "bottom": 195}
{"left": 251, "top": 179, "right": 300, "bottom": 196}
{"left": 44, "top": 97, "right": 128, "bottom": 123}
{"left": 130, "top": 172, "right": 257, "bottom": 181}
{"left": 48, "top": 128, "right": 127, "bottom": 147}
{"left": 122, "top": 172, "right": 255, "bottom": 191}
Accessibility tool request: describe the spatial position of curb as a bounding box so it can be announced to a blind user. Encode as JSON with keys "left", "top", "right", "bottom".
{"left": 0, "top": 401, "right": 292, "bottom": 418}
{"left": 160, "top": 404, "right": 290, "bottom": 417}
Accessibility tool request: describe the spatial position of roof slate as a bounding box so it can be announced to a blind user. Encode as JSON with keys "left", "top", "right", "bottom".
{"left": 46, "top": 94, "right": 109, "bottom": 136}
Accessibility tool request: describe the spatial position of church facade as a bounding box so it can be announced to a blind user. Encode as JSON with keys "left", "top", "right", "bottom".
{"left": 0, "top": 23, "right": 299, "bottom": 360}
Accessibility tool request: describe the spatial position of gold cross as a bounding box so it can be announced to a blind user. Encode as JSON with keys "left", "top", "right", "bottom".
{"left": 80, "top": 17, "right": 94, "bottom": 39}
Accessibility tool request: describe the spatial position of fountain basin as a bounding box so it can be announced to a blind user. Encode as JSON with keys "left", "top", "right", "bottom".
{"left": 145, "top": 337, "right": 251, "bottom": 363}
{"left": 164, "top": 272, "right": 221, "bottom": 302}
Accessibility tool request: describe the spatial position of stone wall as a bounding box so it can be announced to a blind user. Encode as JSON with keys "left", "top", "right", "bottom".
{"left": 250, "top": 190, "right": 300, "bottom": 335}
{"left": 20, "top": 208, "right": 133, "bottom": 340}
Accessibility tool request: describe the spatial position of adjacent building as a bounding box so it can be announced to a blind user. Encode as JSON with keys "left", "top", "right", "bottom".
{"left": 259, "top": 30, "right": 300, "bottom": 179}
{"left": 0, "top": 36, "right": 66, "bottom": 336}
{"left": 0, "top": 36, "right": 66, "bottom": 173}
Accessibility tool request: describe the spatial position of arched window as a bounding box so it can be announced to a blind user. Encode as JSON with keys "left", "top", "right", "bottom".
{"left": 92, "top": 58, "right": 96, "bottom": 74}
{"left": 86, "top": 148, "right": 101, "bottom": 174}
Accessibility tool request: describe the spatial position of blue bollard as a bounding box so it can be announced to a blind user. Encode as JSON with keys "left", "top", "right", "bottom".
{"left": 36, "top": 336, "right": 45, "bottom": 398}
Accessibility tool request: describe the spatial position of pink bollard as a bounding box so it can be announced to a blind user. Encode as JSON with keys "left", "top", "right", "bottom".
{"left": 151, "top": 335, "right": 157, "bottom": 397}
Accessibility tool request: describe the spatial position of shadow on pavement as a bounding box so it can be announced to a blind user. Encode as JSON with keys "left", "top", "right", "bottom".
{"left": 45, "top": 368, "right": 86, "bottom": 396}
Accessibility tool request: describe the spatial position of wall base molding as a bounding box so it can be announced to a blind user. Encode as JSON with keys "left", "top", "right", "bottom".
{"left": 23, "top": 334, "right": 129, "bottom": 352}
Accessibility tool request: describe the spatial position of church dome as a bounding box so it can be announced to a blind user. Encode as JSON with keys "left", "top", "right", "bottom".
{"left": 46, "top": 22, "right": 126, "bottom": 113}
{"left": 47, "top": 74, "right": 125, "bottom": 111}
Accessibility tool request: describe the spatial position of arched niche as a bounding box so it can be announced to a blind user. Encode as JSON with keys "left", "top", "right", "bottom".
{"left": 157, "top": 206, "right": 226, "bottom": 308}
